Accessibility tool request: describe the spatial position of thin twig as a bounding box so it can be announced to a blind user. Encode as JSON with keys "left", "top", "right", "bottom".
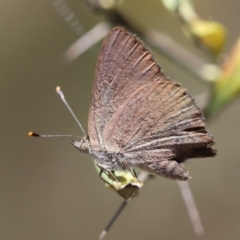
{"left": 144, "top": 28, "right": 221, "bottom": 82}
{"left": 177, "top": 181, "right": 204, "bottom": 236}
{"left": 51, "top": 0, "right": 84, "bottom": 36}
{"left": 63, "top": 21, "right": 111, "bottom": 62}
{"left": 98, "top": 199, "right": 130, "bottom": 240}
{"left": 98, "top": 171, "right": 151, "bottom": 240}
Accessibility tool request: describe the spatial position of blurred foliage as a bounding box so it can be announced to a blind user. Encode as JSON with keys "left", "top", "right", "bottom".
{"left": 161, "top": 0, "right": 240, "bottom": 118}
{"left": 188, "top": 19, "right": 226, "bottom": 56}
{"left": 161, "top": 0, "right": 226, "bottom": 56}
{"left": 205, "top": 38, "right": 240, "bottom": 118}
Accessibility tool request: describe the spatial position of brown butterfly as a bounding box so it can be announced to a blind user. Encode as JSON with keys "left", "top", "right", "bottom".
{"left": 72, "top": 26, "right": 216, "bottom": 181}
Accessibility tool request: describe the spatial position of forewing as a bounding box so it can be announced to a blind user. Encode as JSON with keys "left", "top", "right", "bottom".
{"left": 88, "top": 27, "right": 166, "bottom": 149}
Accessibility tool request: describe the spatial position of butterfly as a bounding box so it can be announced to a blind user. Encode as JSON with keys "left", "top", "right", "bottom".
{"left": 72, "top": 26, "right": 216, "bottom": 181}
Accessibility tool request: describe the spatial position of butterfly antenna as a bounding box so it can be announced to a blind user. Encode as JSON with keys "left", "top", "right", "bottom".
{"left": 98, "top": 199, "right": 131, "bottom": 240}
{"left": 56, "top": 86, "right": 86, "bottom": 136}
{"left": 28, "top": 132, "right": 81, "bottom": 138}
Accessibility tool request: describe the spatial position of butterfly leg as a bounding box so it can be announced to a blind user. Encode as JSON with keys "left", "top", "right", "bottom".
{"left": 121, "top": 161, "right": 140, "bottom": 182}
{"left": 97, "top": 163, "right": 120, "bottom": 189}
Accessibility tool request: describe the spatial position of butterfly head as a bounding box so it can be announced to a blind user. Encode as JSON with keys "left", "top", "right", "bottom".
{"left": 71, "top": 135, "right": 91, "bottom": 155}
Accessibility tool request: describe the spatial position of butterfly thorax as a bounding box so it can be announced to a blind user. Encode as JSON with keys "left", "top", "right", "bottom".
{"left": 72, "top": 135, "right": 124, "bottom": 171}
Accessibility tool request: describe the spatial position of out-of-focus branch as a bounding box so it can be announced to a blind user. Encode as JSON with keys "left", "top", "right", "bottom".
{"left": 105, "top": 9, "right": 221, "bottom": 82}
{"left": 61, "top": 2, "right": 221, "bottom": 82}
{"left": 51, "top": 0, "right": 85, "bottom": 36}
{"left": 177, "top": 181, "right": 204, "bottom": 236}
{"left": 144, "top": 28, "right": 221, "bottom": 82}
{"left": 63, "top": 21, "right": 111, "bottom": 62}
{"left": 98, "top": 171, "right": 152, "bottom": 240}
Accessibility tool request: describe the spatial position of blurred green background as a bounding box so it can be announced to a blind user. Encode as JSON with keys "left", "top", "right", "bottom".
{"left": 1, "top": 0, "right": 240, "bottom": 239}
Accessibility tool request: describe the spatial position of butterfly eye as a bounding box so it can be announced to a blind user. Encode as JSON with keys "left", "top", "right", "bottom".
{"left": 80, "top": 142, "right": 87, "bottom": 151}
{"left": 79, "top": 138, "right": 90, "bottom": 153}
{"left": 71, "top": 138, "right": 89, "bottom": 154}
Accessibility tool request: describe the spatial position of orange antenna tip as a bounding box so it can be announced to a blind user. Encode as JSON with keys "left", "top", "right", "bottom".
{"left": 28, "top": 132, "right": 40, "bottom": 137}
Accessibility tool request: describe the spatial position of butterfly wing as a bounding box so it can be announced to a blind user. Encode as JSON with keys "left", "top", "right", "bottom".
{"left": 88, "top": 27, "right": 216, "bottom": 179}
